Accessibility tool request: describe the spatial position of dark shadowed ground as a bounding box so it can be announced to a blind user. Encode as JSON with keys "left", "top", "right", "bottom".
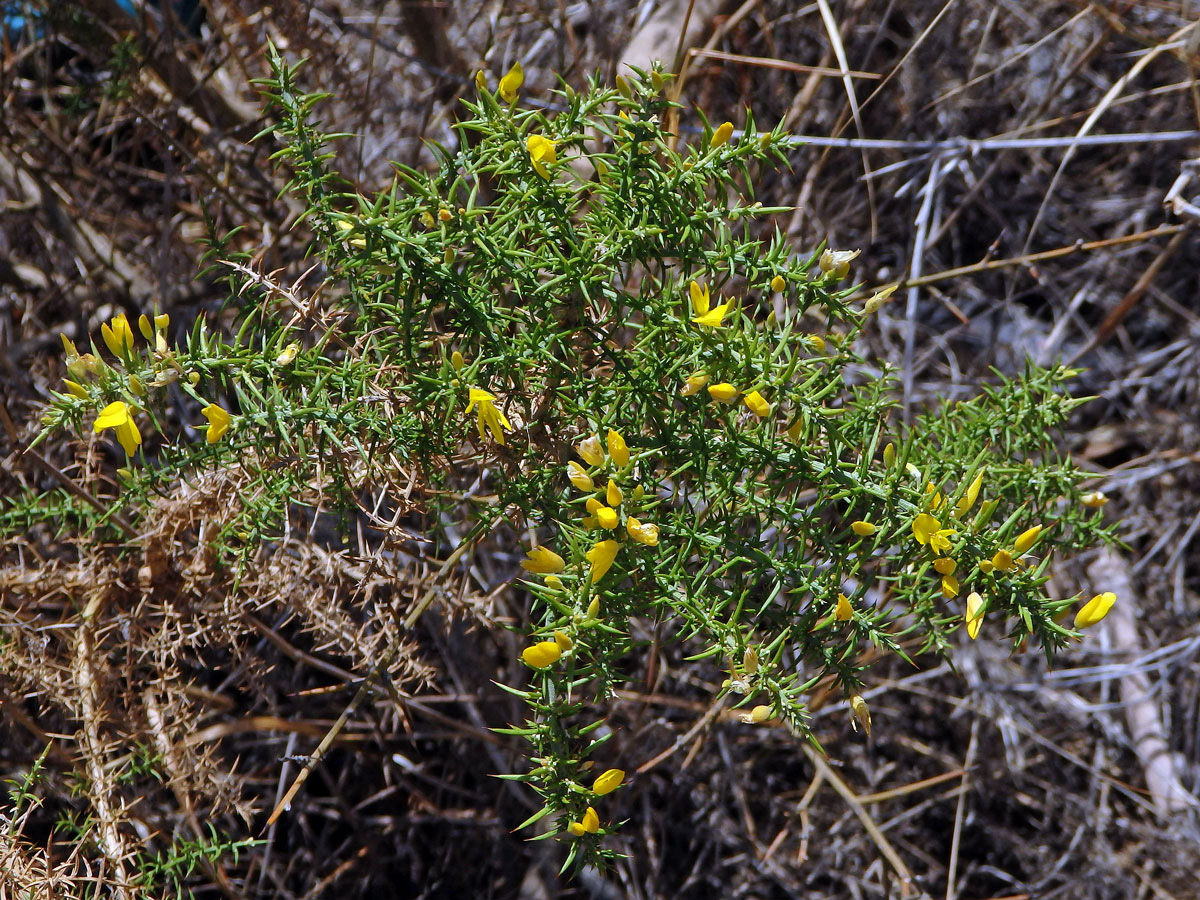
{"left": 2, "top": 2, "right": 1199, "bottom": 897}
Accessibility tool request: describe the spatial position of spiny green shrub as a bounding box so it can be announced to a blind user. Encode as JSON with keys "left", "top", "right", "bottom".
{"left": 35, "top": 46, "right": 1117, "bottom": 871}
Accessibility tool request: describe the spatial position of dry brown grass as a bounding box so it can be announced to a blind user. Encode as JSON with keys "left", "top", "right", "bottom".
{"left": 2, "top": 1, "right": 1199, "bottom": 897}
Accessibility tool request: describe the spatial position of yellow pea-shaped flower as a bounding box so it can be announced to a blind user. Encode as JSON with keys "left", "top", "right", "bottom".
{"left": 521, "top": 641, "right": 562, "bottom": 669}
{"left": 607, "top": 429, "right": 629, "bottom": 467}
{"left": 592, "top": 768, "right": 625, "bottom": 795}
{"left": 1075, "top": 592, "right": 1116, "bottom": 629}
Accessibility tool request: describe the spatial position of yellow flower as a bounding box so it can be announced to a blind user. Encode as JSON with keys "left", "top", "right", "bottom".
{"left": 941, "top": 574, "right": 960, "bottom": 598}
{"left": 276, "top": 342, "right": 301, "bottom": 367}
{"left": 522, "top": 641, "right": 562, "bottom": 669}
{"left": 606, "top": 481, "right": 623, "bottom": 507}
{"left": 990, "top": 549, "right": 1015, "bottom": 572}
{"left": 93, "top": 400, "right": 141, "bottom": 456}
{"left": 818, "top": 248, "right": 860, "bottom": 280}
{"left": 835, "top": 592, "right": 853, "bottom": 621}
{"left": 577, "top": 435, "right": 605, "bottom": 466}
{"left": 979, "top": 559, "right": 995, "bottom": 574}
{"left": 474, "top": 69, "right": 487, "bottom": 91}
{"left": 786, "top": 418, "right": 804, "bottom": 443}
{"left": 1075, "top": 592, "right": 1116, "bottom": 629}
{"left": 1013, "top": 525, "right": 1043, "bottom": 555}
{"left": 804, "top": 334, "right": 826, "bottom": 353}
{"left": 607, "top": 429, "right": 629, "bottom": 467}
{"left": 689, "top": 280, "right": 710, "bottom": 317}
{"left": 567, "top": 461, "right": 595, "bottom": 492}
{"left": 585, "top": 497, "right": 602, "bottom": 514}
{"left": 581, "top": 806, "right": 599, "bottom": 833}
{"left": 930, "top": 528, "right": 956, "bottom": 555}
{"left": 586, "top": 597, "right": 601, "bottom": 619}
{"left": 770, "top": 274, "right": 786, "bottom": 293}
{"left": 139, "top": 312, "right": 170, "bottom": 348}
{"left": 201, "top": 403, "right": 231, "bottom": 444}
{"left": 680, "top": 372, "right": 710, "bottom": 396}
{"left": 554, "top": 630, "right": 573, "bottom": 650}
{"left": 1080, "top": 491, "right": 1108, "bottom": 508}
{"left": 912, "top": 513, "right": 940, "bottom": 546}
{"left": 592, "top": 768, "right": 625, "bottom": 795}
{"left": 526, "top": 134, "right": 557, "bottom": 179}
{"left": 955, "top": 470, "right": 984, "bottom": 517}
{"left": 498, "top": 61, "right": 523, "bottom": 102}
{"left": 738, "top": 705, "right": 772, "bottom": 724}
{"left": 595, "top": 506, "right": 619, "bottom": 530}
{"left": 101, "top": 313, "right": 135, "bottom": 359}
{"left": 567, "top": 821, "right": 585, "bottom": 837}
{"left": 744, "top": 390, "right": 771, "bottom": 418}
{"left": 692, "top": 301, "right": 731, "bottom": 328}
{"left": 851, "top": 521, "right": 876, "bottom": 537}
{"left": 521, "top": 547, "right": 565, "bottom": 574}
{"left": 849, "top": 694, "right": 871, "bottom": 736}
{"left": 63, "top": 379, "right": 88, "bottom": 399}
{"left": 586, "top": 540, "right": 618, "bottom": 582}
{"left": 933, "top": 557, "right": 956, "bottom": 575}
{"left": 965, "top": 592, "right": 984, "bottom": 639}
{"left": 626, "top": 517, "right": 659, "bottom": 546}
{"left": 707, "top": 382, "right": 738, "bottom": 403}
{"left": 711, "top": 121, "right": 734, "bottom": 148}
{"left": 466, "top": 387, "right": 513, "bottom": 444}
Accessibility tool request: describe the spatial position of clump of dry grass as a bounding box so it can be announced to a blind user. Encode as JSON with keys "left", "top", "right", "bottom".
{"left": 2, "top": 1, "right": 1199, "bottom": 898}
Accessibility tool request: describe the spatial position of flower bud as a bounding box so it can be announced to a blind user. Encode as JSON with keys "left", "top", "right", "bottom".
{"left": 742, "top": 648, "right": 759, "bottom": 675}
{"left": 711, "top": 122, "right": 734, "bottom": 148}
{"left": 1013, "top": 525, "right": 1043, "bottom": 555}
{"left": 606, "top": 481, "right": 623, "bottom": 507}
{"left": 738, "top": 705, "right": 772, "bottom": 724}
{"left": 850, "top": 694, "right": 871, "bottom": 735}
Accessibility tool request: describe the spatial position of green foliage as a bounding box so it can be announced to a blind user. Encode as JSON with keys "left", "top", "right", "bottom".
{"left": 135, "top": 825, "right": 263, "bottom": 900}
{"left": 29, "top": 45, "right": 1116, "bottom": 871}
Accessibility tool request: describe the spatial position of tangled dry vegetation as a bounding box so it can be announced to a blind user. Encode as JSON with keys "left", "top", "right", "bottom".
{"left": 2, "top": 1, "right": 1200, "bottom": 897}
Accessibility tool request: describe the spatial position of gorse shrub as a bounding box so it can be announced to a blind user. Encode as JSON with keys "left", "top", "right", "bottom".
{"left": 35, "top": 46, "right": 1117, "bottom": 871}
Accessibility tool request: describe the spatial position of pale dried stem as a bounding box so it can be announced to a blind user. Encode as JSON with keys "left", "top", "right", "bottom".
{"left": 1088, "top": 548, "right": 1196, "bottom": 820}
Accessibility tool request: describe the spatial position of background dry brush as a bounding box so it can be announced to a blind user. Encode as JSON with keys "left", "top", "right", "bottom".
{"left": 2, "top": 1, "right": 1200, "bottom": 898}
